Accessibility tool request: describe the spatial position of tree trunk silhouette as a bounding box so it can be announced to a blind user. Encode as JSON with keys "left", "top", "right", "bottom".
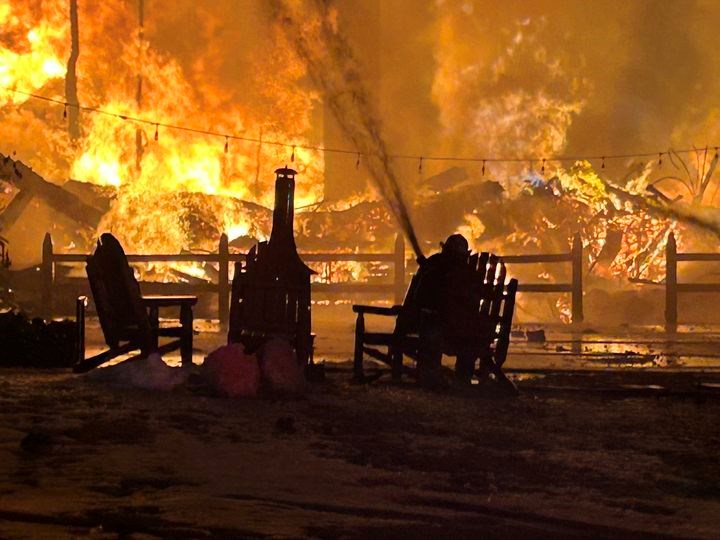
{"left": 65, "top": 0, "right": 80, "bottom": 140}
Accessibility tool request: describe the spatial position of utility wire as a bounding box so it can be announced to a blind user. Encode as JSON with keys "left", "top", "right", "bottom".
{"left": 2, "top": 86, "right": 717, "bottom": 166}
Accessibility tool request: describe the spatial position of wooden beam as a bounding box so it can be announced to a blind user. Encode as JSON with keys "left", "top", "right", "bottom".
{"left": 0, "top": 188, "right": 34, "bottom": 230}
{"left": 0, "top": 153, "right": 104, "bottom": 228}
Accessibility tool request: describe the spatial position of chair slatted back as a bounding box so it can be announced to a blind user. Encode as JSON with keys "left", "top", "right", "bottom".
{"left": 228, "top": 242, "right": 311, "bottom": 343}
{"left": 494, "top": 278, "right": 518, "bottom": 365}
{"left": 86, "top": 233, "right": 152, "bottom": 349}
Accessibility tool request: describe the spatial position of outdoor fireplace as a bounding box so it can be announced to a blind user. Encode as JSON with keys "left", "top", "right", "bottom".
{"left": 228, "top": 167, "right": 315, "bottom": 364}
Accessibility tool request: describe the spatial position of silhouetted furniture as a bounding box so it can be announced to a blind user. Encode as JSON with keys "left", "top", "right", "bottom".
{"left": 228, "top": 167, "right": 315, "bottom": 365}
{"left": 74, "top": 233, "right": 197, "bottom": 373}
{"left": 352, "top": 252, "right": 518, "bottom": 383}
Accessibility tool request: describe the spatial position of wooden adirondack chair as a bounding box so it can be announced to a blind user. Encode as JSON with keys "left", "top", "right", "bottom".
{"left": 352, "top": 252, "right": 518, "bottom": 386}
{"left": 73, "top": 233, "right": 197, "bottom": 373}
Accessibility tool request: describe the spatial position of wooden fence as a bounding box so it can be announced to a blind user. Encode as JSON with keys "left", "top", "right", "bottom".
{"left": 665, "top": 231, "right": 720, "bottom": 330}
{"left": 41, "top": 232, "right": 407, "bottom": 323}
{"left": 41, "top": 232, "right": 585, "bottom": 324}
{"left": 501, "top": 233, "right": 584, "bottom": 324}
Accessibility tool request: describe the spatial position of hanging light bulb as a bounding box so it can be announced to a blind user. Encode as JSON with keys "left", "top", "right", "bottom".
{"left": 63, "top": 104, "right": 67, "bottom": 119}
{"left": 418, "top": 156, "right": 423, "bottom": 174}
{"left": 355, "top": 152, "right": 361, "bottom": 169}
{"left": 290, "top": 145, "right": 296, "bottom": 162}
{"left": 482, "top": 160, "right": 487, "bottom": 176}
{"left": 154, "top": 123, "right": 159, "bottom": 141}
{"left": 224, "top": 136, "right": 229, "bottom": 154}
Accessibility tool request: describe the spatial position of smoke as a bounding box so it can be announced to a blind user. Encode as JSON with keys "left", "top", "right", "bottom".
{"left": 432, "top": 1, "right": 588, "bottom": 179}
{"left": 430, "top": 0, "right": 720, "bottom": 174}
{"left": 269, "top": 0, "right": 424, "bottom": 257}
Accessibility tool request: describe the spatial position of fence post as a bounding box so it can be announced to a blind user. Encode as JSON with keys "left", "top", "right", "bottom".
{"left": 571, "top": 233, "right": 584, "bottom": 324}
{"left": 665, "top": 232, "right": 677, "bottom": 331}
{"left": 218, "top": 233, "right": 229, "bottom": 326}
{"left": 41, "top": 232, "right": 54, "bottom": 317}
{"left": 394, "top": 233, "right": 405, "bottom": 304}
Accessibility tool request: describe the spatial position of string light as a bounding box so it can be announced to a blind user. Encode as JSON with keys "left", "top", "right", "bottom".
{"left": 3, "top": 87, "right": 719, "bottom": 170}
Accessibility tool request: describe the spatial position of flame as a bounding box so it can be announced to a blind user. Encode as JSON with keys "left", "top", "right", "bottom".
{"left": 0, "top": 0, "right": 706, "bottom": 299}
{"left": 1, "top": 1, "right": 324, "bottom": 259}
{"left": 0, "top": 2, "right": 67, "bottom": 101}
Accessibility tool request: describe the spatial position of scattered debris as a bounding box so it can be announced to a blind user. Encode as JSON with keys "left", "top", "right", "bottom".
{"left": 20, "top": 427, "right": 54, "bottom": 455}
{"left": 261, "top": 339, "right": 305, "bottom": 396}
{"left": 85, "top": 353, "right": 189, "bottom": 391}
{"left": 202, "top": 343, "right": 261, "bottom": 398}
{"left": 526, "top": 329, "right": 546, "bottom": 343}
{"left": 0, "top": 311, "right": 75, "bottom": 367}
{"left": 274, "top": 416, "right": 296, "bottom": 435}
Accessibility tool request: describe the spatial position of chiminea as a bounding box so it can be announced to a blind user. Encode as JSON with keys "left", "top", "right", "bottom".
{"left": 265, "top": 167, "right": 311, "bottom": 273}
{"left": 227, "top": 167, "right": 315, "bottom": 365}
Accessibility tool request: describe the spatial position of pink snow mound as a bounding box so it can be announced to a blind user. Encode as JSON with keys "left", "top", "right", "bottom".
{"left": 86, "top": 353, "right": 188, "bottom": 391}
{"left": 202, "top": 343, "right": 261, "bottom": 398}
{"left": 260, "top": 338, "right": 305, "bottom": 395}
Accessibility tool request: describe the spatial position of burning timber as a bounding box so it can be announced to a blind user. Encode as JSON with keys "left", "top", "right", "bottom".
{"left": 0, "top": 152, "right": 104, "bottom": 229}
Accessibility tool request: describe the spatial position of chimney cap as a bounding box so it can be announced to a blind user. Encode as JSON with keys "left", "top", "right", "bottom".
{"left": 275, "top": 166, "right": 297, "bottom": 177}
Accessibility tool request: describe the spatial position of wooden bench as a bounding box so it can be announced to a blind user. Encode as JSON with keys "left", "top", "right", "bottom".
{"left": 74, "top": 233, "right": 197, "bottom": 373}
{"left": 352, "top": 252, "right": 518, "bottom": 385}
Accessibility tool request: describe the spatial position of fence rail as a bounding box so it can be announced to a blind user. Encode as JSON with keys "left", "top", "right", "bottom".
{"left": 41, "top": 232, "right": 407, "bottom": 323}
{"left": 41, "top": 232, "right": 585, "bottom": 324}
{"left": 502, "top": 233, "right": 584, "bottom": 323}
{"left": 665, "top": 232, "right": 720, "bottom": 330}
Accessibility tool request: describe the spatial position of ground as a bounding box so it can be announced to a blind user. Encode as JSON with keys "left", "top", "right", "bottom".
{"left": 0, "top": 369, "right": 718, "bottom": 538}
{"left": 0, "top": 311, "right": 719, "bottom": 538}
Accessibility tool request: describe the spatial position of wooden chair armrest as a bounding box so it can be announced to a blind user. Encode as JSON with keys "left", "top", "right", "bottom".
{"left": 352, "top": 304, "right": 402, "bottom": 316}
{"left": 142, "top": 295, "right": 198, "bottom": 307}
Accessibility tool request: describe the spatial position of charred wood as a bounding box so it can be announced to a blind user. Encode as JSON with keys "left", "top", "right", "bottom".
{"left": 0, "top": 153, "right": 104, "bottom": 228}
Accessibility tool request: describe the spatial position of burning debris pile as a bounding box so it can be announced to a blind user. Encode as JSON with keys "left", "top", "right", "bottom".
{"left": 2, "top": 0, "right": 720, "bottom": 321}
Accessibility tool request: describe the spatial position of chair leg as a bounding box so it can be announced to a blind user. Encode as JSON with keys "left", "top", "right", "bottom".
{"left": 148, "top": 305, "right": 160, "bottom": 350}
{"left": 353, "top": 312, "right": 365, "bottom": 380}
{"left": 390, "top": 339, "right": 402, "bottom": 381}
{"left": 180, "top": 304, "right": 193, "bottom": 367}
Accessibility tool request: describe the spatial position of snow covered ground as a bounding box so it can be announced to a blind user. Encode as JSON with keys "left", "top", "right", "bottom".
{"left": 0, "top": 364, "right": 718, "bottom": 538}
{"left": 0, "top": 307, "right": 719, "bottom": 537}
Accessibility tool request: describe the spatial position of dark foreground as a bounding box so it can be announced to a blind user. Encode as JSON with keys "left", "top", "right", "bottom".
{"left": 0, "top": 368, "right": 718, "bottom": 539}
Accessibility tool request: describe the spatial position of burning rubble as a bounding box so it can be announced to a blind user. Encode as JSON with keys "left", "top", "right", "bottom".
{"left": 1, "top": 1, "right": 720, "bottom": 326}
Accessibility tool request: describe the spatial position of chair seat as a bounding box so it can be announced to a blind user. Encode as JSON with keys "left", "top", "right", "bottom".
{"left": 142, "top": 295, "right": 198, "bottom": 307}
{"left": 236, "top": 329, "right": 316, "bottom": 343}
